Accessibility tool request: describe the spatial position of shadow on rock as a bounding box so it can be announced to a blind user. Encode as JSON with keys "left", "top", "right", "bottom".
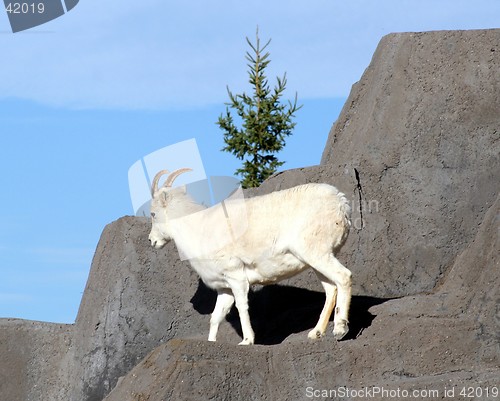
{"left": 190, "top": 280, "right": 391, "bottom": 345}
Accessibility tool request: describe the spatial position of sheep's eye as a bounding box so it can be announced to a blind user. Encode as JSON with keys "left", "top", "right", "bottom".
{"left": 151, "top": 212, "right": 156, "bottom": 219}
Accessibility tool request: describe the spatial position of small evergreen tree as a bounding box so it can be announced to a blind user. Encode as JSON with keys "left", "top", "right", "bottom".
{"left": 217, "top": 29, "right": 302, "bottom": 188}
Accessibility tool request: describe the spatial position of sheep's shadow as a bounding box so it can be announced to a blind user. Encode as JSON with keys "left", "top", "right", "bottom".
{"left": 190, "top": 280, "right": 391, "bottom": 345}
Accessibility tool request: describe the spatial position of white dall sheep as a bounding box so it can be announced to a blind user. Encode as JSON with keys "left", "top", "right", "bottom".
{"left": 148, "top": 168, "right": 352, "bottom": 345}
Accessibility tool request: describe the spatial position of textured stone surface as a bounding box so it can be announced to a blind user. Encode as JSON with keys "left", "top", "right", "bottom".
{"left": 250, "top": 28, "right": 500, "bottom": 298}
{"left": 70, "top": 216, "right": 227, "bottom": 401}
{"left": 0, "top": 319, "right": 73, "bottom": 401}
{"left": 104, "top": 194, "right": 499, "bottom": 401}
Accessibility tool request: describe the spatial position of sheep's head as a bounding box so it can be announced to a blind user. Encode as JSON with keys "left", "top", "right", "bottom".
{"left": 148, "top": 168, "right": 192, "bottom": 249}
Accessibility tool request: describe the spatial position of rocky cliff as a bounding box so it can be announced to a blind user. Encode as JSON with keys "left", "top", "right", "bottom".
{"left": 0, "top": 28, "right": 498, "bottom": 401}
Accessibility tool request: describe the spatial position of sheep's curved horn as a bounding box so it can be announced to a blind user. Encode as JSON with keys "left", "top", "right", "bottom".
{"left": 164, "top": 168, "right": 193, "bottom": 188}
{"left": 151, "top": 169, "right": 169, "bottom": 196}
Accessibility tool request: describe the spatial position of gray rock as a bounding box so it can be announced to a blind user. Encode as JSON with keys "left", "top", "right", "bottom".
{"left": 252, "top": 29, "right": 500, "bottom": 298}
{"left": 70, "top": 216, "right": 223, "bottom": 401}
{"left": 105, "top": 188, "right": 500, "bottom": 401}
{"left": 0, "top": 319, "right": 73, "bottom": 401}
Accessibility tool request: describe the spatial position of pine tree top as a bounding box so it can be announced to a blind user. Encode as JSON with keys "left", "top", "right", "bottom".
{"left": 217, "top": 29, "right": 302, "bottom": 188}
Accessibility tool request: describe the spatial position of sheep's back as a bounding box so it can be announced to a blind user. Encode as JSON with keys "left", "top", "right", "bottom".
{"left": 235, "top": 183, "right": 350, "bottom": 251}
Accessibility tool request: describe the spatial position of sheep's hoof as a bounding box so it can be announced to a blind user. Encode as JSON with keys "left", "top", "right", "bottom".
{"left": 333, "top": 321, "right": 349, "bottom": 341}
{"left": 238, "top": 338, "right": 254, "bottom": 345}
{"left": 307, "top": 328, "right": 324, "bottom": 340}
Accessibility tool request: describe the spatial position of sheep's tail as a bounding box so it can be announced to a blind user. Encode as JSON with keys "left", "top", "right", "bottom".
{"left": 336, "top": 191, "right": 352, "bottom": 228}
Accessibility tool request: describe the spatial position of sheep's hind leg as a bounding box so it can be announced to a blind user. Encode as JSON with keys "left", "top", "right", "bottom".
{"left": 208, "top": 290, "right": 234, "bottom": 342}
{"left": 309, "top": 255, "right": 352, "bottom": 341}
{"left": 308, "top": 272, "right": 337, "bottom": 340}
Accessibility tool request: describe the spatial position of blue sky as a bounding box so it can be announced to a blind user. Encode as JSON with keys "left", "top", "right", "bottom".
{"left": 0, "top": 1, "right": 498, "bottom": 323}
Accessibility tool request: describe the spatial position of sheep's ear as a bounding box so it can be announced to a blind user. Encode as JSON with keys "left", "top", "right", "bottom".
{"left": 159, "top": 190, "right": 170, "bottom": 207}
{"left": 153, "top": 189, "right": 169, "bottom": 206}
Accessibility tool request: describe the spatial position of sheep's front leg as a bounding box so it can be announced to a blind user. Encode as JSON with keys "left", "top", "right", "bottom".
{"left": 208, "top": 289, "right": 234, "bottom": 342}
{"left": 229, "top": 280, "right": 254, "bottom": 345}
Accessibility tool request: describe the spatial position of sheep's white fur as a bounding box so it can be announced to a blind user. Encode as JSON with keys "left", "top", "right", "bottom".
{"left": 149, "top": 169, "right": 352, "bottom": 345}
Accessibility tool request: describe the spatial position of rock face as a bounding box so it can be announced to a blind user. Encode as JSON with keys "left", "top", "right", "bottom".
{"left": 252, "top": 28, "right": 500, "bottom": 298}
{"left": 0, "top": 320, "right": 73, "bottom": 401}
{"left": 103, "top": 194, "right": 500, "bottom": 400}
{"left": 0, "top": 28, "right": 498, "bottom": 401}
{"left": 69, "top": 217, "right": 210, "bottom": 401}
